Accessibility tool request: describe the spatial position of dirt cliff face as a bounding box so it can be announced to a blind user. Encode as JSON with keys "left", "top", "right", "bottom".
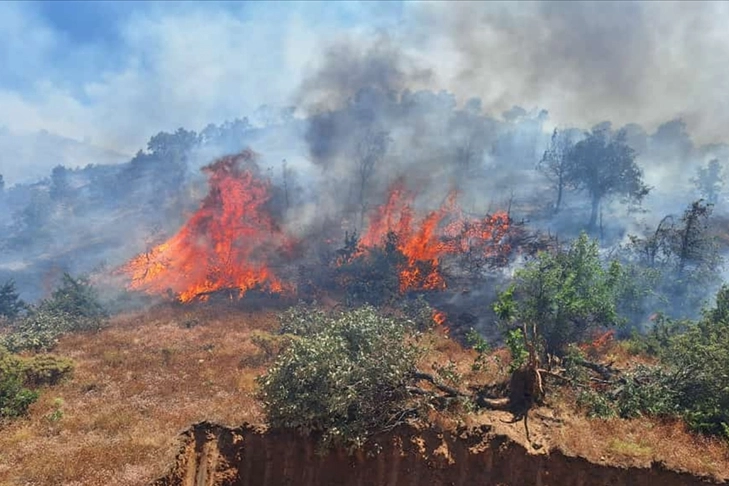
{"left": 152, "top": 422, "right": 725, "bottom": 486}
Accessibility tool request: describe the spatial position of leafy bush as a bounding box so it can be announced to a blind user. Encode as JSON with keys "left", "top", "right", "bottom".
{"left": 0, "top": 372, "right": 38, "bottom": 419}
{"left": 466, "top": 328, "right": 491, "bottom": 372}
{"left": 399, "top": 295, "right": 437, "bottom": 332}
{"left": 278, "top": 303, "right": 330, "bottom": 336}
{"left": 614, "top": 366, "right": 678, "bottom": 419}
{"left": 577, "top": 388, "right": 616, "bottom": 418}
{"left": 495, "top": 233, "right": 625, "bottom": 357}
{"left": 334, "top": 232, "right": 404, "bottom": 306}
{"left": 257, "top": 305, "right": 420, "bottom": 450}
{"left": 504, "top": 328, "right": 528, "bottom": 372}
{"left": 2, "top": 307, "right": 68, "bottom": 352}
{"left": 0, "top": 346, "right": 38, "bottom": 419}
{"left": 662, "top": 287, "right": 729, "bottom": 438}
{"left": 580, "top": 286, "right": 729, "bottom": 439}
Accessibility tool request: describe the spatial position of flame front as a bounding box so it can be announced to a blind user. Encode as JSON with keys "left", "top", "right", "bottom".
{"left": 123, "top": 152, "right": 291, "bottom": 302}
{"left": 362, "top": 180, "right": 511, "bottom": 292}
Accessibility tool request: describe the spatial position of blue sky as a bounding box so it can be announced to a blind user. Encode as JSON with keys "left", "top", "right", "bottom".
{"left": 0, "top": 1, "right": 405, "bottom": 156}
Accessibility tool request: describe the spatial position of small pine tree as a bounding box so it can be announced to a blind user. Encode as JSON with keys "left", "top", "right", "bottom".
{"left": 0, "top": 280, "right": 25, "bottom": 320}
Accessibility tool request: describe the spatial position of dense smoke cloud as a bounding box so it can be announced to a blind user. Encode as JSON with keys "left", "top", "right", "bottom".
{"left": 405, "top": 1, "right": 729, "bottom": 144}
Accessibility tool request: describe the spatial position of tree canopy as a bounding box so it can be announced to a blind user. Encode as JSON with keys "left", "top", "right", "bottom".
{"left": 564, "top": 127, "right": 650, "bottom": 230}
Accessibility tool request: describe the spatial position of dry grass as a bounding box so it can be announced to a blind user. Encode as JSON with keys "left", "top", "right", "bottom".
{"left": 555, "top": 399, "right": 729, "bottom": 479}
{"left": 0, "top": 303, "right": 277, "bottom": 486}
{"left": 0, "top": 305, "right": 727, "bottom": 485}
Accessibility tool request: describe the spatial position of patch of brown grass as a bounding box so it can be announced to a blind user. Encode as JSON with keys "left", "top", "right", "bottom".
{"left": 556, "top": 409, "right": 729, "bottom": 478}
{"left": 0, "top": 303, "right": 277, "bottom": 486}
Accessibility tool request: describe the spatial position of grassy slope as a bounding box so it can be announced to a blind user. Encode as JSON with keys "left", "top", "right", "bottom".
{"left": 0, "top": 305, "right": 727, "bottom": 485}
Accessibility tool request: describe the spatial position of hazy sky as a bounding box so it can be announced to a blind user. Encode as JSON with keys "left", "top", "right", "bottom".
{"left": 1, "top": 1, "right": 728, "bottom": 183}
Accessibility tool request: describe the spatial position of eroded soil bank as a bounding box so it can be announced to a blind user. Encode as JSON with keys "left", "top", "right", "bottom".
{"left": 153, "top": 421, "right": 725, "bottom": 486}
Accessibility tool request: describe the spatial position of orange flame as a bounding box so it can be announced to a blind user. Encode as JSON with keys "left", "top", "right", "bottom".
{"left": 123, "top": 151, "right": 292, "bottom": 302}
{"left": 360, "top": 180, "right": 512, "bottom": 292}
{"left": 432, "top": 310, "right": 447, "bottom": 326}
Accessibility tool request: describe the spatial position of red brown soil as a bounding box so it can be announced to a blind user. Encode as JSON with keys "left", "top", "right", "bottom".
{"left": 154, "top": 422, "right": 725, "bottom": 486}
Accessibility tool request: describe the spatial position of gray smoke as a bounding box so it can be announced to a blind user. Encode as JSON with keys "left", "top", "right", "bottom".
{"left": 406, "top": 1, "right": 729, "bottom": 145}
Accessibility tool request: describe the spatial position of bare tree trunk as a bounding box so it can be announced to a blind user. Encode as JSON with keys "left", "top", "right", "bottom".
{"left": 588, "top": 194, "right": 601, "bottom": 231}
{"left": 555, "top": 173, "right": 564, "bottom": 214}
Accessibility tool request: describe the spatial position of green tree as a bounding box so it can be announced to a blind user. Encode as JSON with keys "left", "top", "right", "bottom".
{"left": 495, "top": 233, "right": 624, "bottom": 357}
{"left": 0, "top": 280, "right": 25, "bottom": 319}
{"left": 1, "top": 273, "right": 107, "bottom": 352}
{"left": 42, "top": 273, "right": 107, "bottom": 327}
{"left": 564, "top": 127, "right": 650, "bottom": 230}
{"left": 692, "top": 159, "right": 723, "bottom": 205}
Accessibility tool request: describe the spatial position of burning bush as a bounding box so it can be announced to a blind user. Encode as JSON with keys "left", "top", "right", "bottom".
{"left": 333, "top": 231, "right": 404, "bottom": 306}
{"left": 124, "top": 151, "right": 294, "bottom": 302}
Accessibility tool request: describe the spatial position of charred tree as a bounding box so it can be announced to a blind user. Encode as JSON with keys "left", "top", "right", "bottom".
{"left": 353, "top": 128, "right": 390, "bottom": 228}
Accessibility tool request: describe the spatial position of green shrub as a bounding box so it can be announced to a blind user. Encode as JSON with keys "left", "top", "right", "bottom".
{"left": 466, "top": 328, "right": 491, "bottom": 372}
{"left": 21, "top": 354, "right": 74, "bottom": 386}
{"left": 494, "top": 233, "right": 625, "bottom": 358}
{"left": 334, "top": 232, "right": 404, "bottom": 306}
{"left": 400, "top": 295, "right": 437, "bottom": 332}
{"left": 0, "top": 372, "right": 38, "bottom": 419}
{"left": 1, "top": 307, "right": 68, "bottom": 352}
{"left": 579, "top": 286, "right": 729, "bottom": 440}
{"left": 0, "top": 347, "right": 38, "bottom": 419}
{"left": 258, "top": 305, "right": 420, "bottom": 450}
{"left": 614, "top": 365, "right": 678, "bottom": 419}
{"left": 577, "top": 388, "right": 616, "bottom": 418}
{"left": 505, "top": 328, "right": 528, "bottom": 372}
{"left": 278, "top": 303, "right": 330, "bottom": 336}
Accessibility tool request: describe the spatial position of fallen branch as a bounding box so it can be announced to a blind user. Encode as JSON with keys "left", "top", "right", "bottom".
{"left": 574, "top": 358, "right": 620, "bottom": 380}
{"left": 412, "top": 371, "right": 468, "bottom": 397}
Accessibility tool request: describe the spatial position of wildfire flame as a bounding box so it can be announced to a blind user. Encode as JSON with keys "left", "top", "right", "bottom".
{"left": 123, "top": 151, "right": 293, "bottom": 302}
{"left": 361, "top": 180, "right": 511, "bottom": 292}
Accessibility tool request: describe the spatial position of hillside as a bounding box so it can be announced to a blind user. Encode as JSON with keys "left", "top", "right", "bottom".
{"left": 0, "top": 304, "right": 727, "bottom": 486}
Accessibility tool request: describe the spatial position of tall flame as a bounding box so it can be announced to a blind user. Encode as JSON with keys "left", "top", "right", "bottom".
{"left": 123, "top": 151, "right": 291, "bottom": 302}
{"left": 361, "top": 180, "right": 511, "bottom": 292}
